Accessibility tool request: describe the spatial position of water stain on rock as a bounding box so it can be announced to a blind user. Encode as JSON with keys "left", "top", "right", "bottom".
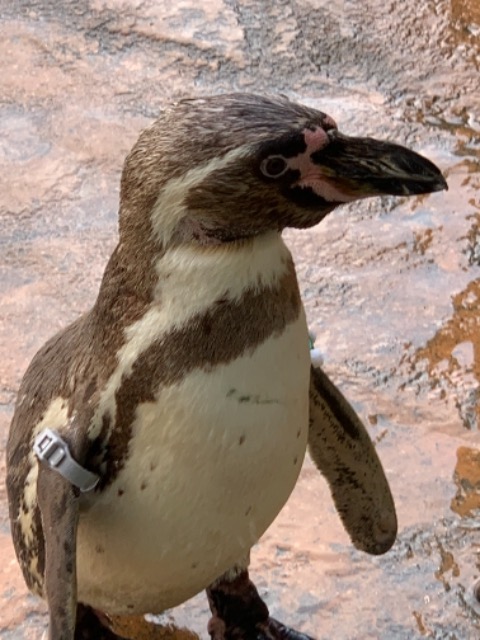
{"left": 404, "top": 279, "right": 480, "bottom": 429}
{"left": 1, "top": 0, "right": 480, "bottom": 638}
{"left": 451, "top": 446, "right": 480, "bottom": 517}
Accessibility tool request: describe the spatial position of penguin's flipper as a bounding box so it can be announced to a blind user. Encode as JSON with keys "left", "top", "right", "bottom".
{"left": 37, "top": 459, "right": 79, "bottom": 640}
{"left": 308, "top": 365, "right": 397, "bottom": 555}
{"left": 35, "top": 408, "right": 99, "bottom": 640}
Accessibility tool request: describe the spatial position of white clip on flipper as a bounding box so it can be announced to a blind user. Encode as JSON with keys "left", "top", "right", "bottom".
{"left": 33, "top": 428, "right": 99, "bottom": 493}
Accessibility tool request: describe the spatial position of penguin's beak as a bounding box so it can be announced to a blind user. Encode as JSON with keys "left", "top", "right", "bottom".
{"left": 311, "top": 130, "right": 448, "bottom": 198}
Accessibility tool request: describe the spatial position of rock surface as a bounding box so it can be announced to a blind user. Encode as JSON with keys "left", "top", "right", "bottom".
{"left": 1, "top": 0, "right": 479, "bottom": 638}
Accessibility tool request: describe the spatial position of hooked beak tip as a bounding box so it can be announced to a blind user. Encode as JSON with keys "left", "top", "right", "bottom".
{"left": 315, "top": 132, "right": 449, "bottom": 198}
{"left": 436, "top": 174, "right": 449, "bottom": 192}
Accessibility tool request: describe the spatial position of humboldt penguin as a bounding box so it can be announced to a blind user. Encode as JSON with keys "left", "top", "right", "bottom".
{"left": 6, "top": 93, "right": 447, "bottom": 640}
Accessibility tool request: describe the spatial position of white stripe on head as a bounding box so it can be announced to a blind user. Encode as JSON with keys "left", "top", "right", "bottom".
{"left": 150, "top": 145, "right": 253, "bottom": 246}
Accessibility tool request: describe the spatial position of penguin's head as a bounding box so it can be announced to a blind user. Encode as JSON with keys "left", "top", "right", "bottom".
{"left": 119, "top": 93, "right": 447, "bottom": 246}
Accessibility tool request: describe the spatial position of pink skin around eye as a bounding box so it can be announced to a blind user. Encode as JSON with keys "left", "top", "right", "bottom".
{"left": 286, "top": 124, "right": 358, "bottom": 203}
{"left": 286, "top": 127, "right": 328, "bottom": 178}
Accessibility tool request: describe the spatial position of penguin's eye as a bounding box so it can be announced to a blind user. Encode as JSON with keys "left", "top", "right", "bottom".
{"left": 260, "top": 155, "right": 288, "bottom": 179}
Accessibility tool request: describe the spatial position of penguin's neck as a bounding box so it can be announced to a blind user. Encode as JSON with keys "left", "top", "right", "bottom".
{"left": 90, "top": 231, "right": 294, "bottom": 350}
{"left": 151, "top": 232, "right": 293, "bottom": 309}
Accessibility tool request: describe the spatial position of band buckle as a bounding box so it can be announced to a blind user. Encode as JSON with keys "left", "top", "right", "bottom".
{"left": 34, "top": 430, "right": 68, "bottom": 467}
{"left": 33, "top": 427, "right": 99, "bottom": 493}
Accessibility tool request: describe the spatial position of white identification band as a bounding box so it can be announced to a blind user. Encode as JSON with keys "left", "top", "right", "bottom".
{"left": 33, "top": 428, "right": 99, "bottom": 493}
{"left": 308, "top": 330, "right": 323, "bottom": 367}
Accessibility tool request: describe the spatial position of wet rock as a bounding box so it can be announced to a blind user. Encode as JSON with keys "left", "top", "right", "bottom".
{"left": 1, "top": 0, "right": 480, "bottom": 638}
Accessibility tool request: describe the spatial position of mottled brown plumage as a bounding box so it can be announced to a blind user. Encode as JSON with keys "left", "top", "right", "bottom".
{"left": 6, "top": 93, "right": 447, "bottom": 640}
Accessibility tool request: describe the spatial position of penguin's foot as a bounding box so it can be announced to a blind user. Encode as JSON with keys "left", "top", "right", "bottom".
{"left": 206, "top": 570, "right": 315, "bottom": 640}
{"left": 74, "top": 605, "right": 126, "bottom": 640}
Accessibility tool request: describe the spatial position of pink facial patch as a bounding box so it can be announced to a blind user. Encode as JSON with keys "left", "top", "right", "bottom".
{"left": 298, "top": 177, "right": 358, "bottom": 203}
{"left": 285, "top": 124, "right": 358, "bottom": 203}
{"left": 284, "top": 126, "right": 333, "bottom": 193}
{"left": 303, "top": 127, "right": 330, "bottom": 153}
{"left": 285, "top": 126, "right": 331, "bottom": 177}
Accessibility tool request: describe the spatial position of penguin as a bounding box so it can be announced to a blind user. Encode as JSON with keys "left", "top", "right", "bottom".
{"left": 6, "top": 93, "right": 447, "bottom": 640}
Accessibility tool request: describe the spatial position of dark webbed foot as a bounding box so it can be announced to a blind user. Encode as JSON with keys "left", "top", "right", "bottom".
{"left": 75, "top": 605, "right": 126, "bottom": 640}
{"left": 206, "top": 570, "right": 315, "bottom": 640}
{"left": 263, "top": 618, "right": 315, "bottom": 640}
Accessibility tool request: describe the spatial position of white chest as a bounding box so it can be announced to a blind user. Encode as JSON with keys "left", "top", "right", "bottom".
{"left": 76, "top": 313, "right": 310, "bottom": 614}
{"left": 76, "top": 233, "right": 310, "bottom": 614}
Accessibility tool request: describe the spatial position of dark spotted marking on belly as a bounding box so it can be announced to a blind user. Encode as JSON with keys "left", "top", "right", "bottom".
{"left": 226, "top": 388, "right": 280, "bottom": 405}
